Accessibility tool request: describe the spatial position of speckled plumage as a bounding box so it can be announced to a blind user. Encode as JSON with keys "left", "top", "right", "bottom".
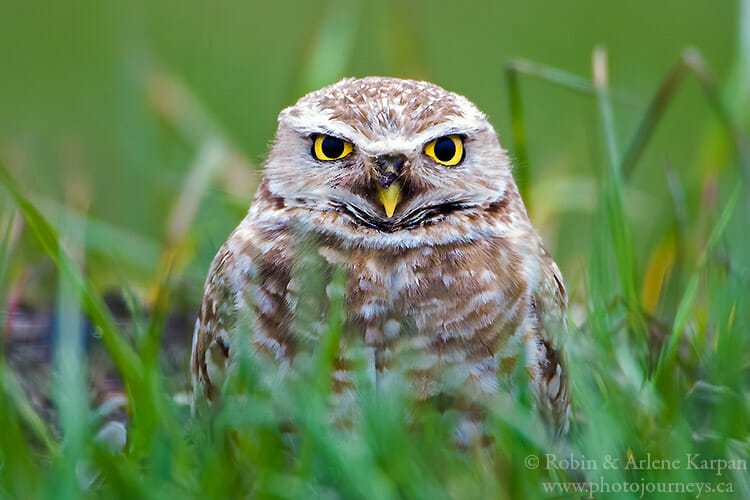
{"left": 191, "top": 77, "right": 569, "bottom": 430}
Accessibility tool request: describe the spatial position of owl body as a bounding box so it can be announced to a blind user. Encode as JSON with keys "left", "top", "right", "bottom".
{"left": 191, "top": 77, "right": 569, "bottom": 428}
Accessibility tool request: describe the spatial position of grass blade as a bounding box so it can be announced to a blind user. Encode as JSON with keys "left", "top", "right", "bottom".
{"left": 592, "top": 46, "right": 648, "bottom": 345}
{"left": 655, "top": 184, "right": 741, "bottom": 382}
{"left": 0, "top": 161, "right": 146, "bottom": 402}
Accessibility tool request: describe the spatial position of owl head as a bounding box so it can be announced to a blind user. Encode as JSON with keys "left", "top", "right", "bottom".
{"left": 260, "top": 77, "right": 517, "bottom": 245}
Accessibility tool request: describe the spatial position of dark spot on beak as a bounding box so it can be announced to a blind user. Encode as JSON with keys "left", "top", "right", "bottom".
{"left": 375, "top": 153, "right": 405, "bottom": 171}
{"left": 374, "top": 153, "right": 406, "bottom": 189}
{"left": 380, "top": 171, "right": 398, "bottom": 189}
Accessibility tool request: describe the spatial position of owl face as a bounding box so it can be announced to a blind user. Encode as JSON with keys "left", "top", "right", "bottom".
{"left": 262, "top": 77, "right": 514, "bottom": 237}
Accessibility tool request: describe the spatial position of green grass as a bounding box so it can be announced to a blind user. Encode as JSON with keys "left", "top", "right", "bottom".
{"left": 1, "top": 1, "right": 749, "bottom": 498}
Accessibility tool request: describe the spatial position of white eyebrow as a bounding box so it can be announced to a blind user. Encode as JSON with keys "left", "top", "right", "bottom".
{"left": 283, "top": 107, "right": 488, "bottom": 153}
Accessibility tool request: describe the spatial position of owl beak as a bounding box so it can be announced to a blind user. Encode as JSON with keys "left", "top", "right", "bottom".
{"left": 378, "top": 181, "right": 401, "bottom": 218}
{"left": 375, "top": 154, "right": 404, "bottom": 218}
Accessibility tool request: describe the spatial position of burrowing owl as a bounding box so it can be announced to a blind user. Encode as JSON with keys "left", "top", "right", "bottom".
{"left": 191, "top": 77, "right": 569, "bottom": 430}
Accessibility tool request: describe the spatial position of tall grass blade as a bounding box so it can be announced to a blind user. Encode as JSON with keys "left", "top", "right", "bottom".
{"left": 620, "top": 49, "right": 750, "bottom": 182}
{"left": 655, "top": 184, "right": 741, "bottom": 382}
{"left": 592, "top": 46, "right": 648, "bottom": 346}
{"left": 48, "top": 204, "right": 89, "bottom": 500}
{"left": 0, "top": 161, "right": 146, "bottom": 402}
{"left": 505, "top": 58, "right": 640, "bottom": 207}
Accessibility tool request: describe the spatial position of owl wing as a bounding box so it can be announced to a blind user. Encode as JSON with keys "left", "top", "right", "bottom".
{"left": 534, "top": 242, "right": 568, "bottom": 346}
{"left": 532, "top": 240, "right": 570, "bottom": 429}
{"left": 191, "top": 242, "right": 242, "bottom": 400}
{"left": 190, "top": 221, "right": 297, "bottom": 401}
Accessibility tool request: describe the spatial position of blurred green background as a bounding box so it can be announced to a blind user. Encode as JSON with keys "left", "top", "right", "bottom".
{"left": 0, "top": 0, "right": 743, "bottom": 307}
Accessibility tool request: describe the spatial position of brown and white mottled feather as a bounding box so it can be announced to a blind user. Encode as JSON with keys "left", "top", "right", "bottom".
{"left": 191, "top": 77, "right": 569, "bottom": 429}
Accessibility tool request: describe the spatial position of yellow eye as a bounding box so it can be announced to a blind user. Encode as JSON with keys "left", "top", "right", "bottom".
{"left": 312, "top": 134, "right": 353, "bottom": 161}
{"left": 424, "top": 135, "right": 464, "bottom": 166}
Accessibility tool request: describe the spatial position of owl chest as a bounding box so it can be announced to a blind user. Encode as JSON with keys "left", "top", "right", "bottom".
{"left": 330, "top": 243, "right": 520, "bottom": 347}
